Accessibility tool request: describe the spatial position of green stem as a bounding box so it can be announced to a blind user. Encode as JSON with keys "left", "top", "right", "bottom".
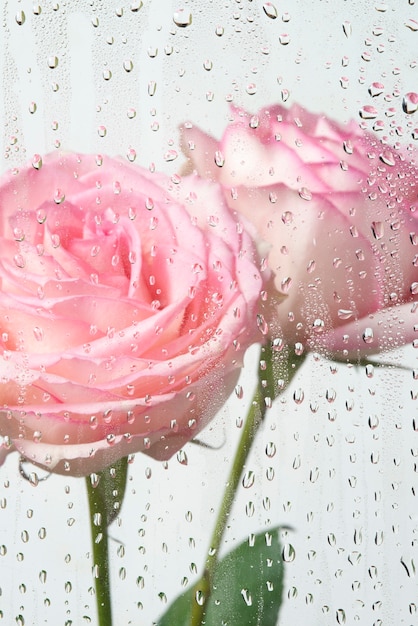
{"left": 85, "top": 458, "right": 128, "bottom": 625}
{"left": 189, "top": 342, "right": 281, "bottom": 626}
{"left": 86, "top": 475, "right": 113, "bottom": 626}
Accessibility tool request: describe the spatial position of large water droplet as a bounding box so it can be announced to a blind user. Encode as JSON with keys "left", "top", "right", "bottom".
{"left": 371, "top": 221, "right": 384, "bottom": 239}
{"left": 173, "top": 8, "right": 192, "bottom": 27}
{"left": 263, "top": 2, "right": 278, "bottom": 18}
{"left": 362, "top": 327, "right": 374, "bottom": 344}
{"left": 403, "top": 92, "right": 418, "bottom": 114}
{"left": 242, "top": 470, "right": 255, "bottom": 489}
{"left": 369, "top": 82, "right": 384, "bottom": 97}
{"left": 15, "top": 10, "right": 25, "bottom": 25}
{"left": 342, "top": 21, "right": 351, "bottom": 37}
{"left": 359, "top": 105, "right": 378, "bottom": 119}
{"left": 282, "top": 543, "right": 296, "bottom": 562}
{"left": 405, "top": 18, "right": 418, "bottom": 31}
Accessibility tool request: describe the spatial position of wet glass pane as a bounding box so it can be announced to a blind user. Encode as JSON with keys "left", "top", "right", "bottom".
{"left": 0, "top": 1, "right": 417, "bottom": 625}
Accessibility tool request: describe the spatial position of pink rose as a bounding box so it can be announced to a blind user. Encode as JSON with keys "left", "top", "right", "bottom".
{"left": 0, "top": 153, "right": 263, "bottom": 476}
{"left": 182, "top": 104, "right": 418, "bottom": 357}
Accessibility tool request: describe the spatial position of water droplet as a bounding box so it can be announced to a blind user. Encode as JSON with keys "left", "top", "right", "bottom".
{"left": 15, "top": 10, "right": 25, "bottom": 25}
{"left": 336, "top": 608, "right": 346, "bottom": 624}
{"left": 148, "top": 81, "right": 156, "bottom": 96}
{"left": 54, "top": 188, "right": 65, "bottom": 204}
{"left": 298, "top": 187, "right": 312, "bottom": 201}
{"left": 405, "top": 18, "right": 418, "bottom": 31}
{"left": 213, "top": 150, "right": 225, "bottom": 167}
{"left": 362, "top": 327, "right": 374, "bottom": 344}
{"left": 39, "top": 570, "right": 47, "bottom": 583}
{"left": 265, "top": 442, "right": 276, "bottom": 458}
{"left": 403, "top": 92, "right": 418, "bottom": 114}
{"left": 400, "top": 556, "right": 416, "bottom": 577}
{"left": 263, "top": 2, "right": 278, "bottom": 19}
{"left": 123, "top": 59, "right": 134, "bottom": 72}
{"left": 131, "top": 0, "right": 143, "bottom": 10}
{"left": 293, "top": 388, "right": 304, "bottom": 404}
{"left": 242, "top": 470, "right": 255, "bottom": 489}
{"left": 173, "top": 8, "right": 192, "bottom": 27}
{"left": 282, "top": 543, "right": 296, "bottom": 562}
{"left": 33, "top": 327, "right": 44, "bottom": 342}
{"left": 98, "top": 125, "right": 107, "bottom": 137}
{"left": 47, "top": 56, "right": 58, "bottom": 69}
{"left": 32, "top": 154, "right": 43, "bottom": 170}
{"left": 359, "top": 105, "right": 378, "bottom": 119}
{"left": 246, "top": 83, "right": 257, "bottom": 95}
{"left": 369, "top": 82, "right": 384, "bottom": 97}
{"left": 281, "top": 88, "right": 290, "bottom": 102}
{"left": 176, "top": 450, "right": 188, "bottom": 465}
{"left": 241, "top": 588, "right": 252, "bottom": 606}
{"left": 164, "top": 149, "right": 178, "bottom": 162}
{"left": 279, "top": 33, "right": 290, "bottom": 45}
{"left": 338, "top": 309, "right": 354, "bottom": 320}
{"left": 371, "top": 221, "right": 384, "bottom": 239}
{"left": 257, "top": 314, "right": 269, "bottom": 335}
{"left": 14, "top": 254, "right": 25, "bottom": 269}
{"left": 342, "top": 21, "right": 351, "bottom": 37}
{"left": 379, "top": 150, "right": 395, "bottom": 166}
{"left": 312, "top": 318, "right": 325, "bottom": 333}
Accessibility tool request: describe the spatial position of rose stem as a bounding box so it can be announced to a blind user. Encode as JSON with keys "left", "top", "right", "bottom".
{"left": 189, "top": 341, "right": 277, "bottom": 626}
{"left": 86, "top": 475, "right": 113, "bottom": 626}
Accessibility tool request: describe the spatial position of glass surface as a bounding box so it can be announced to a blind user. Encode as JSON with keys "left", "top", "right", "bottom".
{"left": 0, "top": 1, "right": 417, "bottom": 625}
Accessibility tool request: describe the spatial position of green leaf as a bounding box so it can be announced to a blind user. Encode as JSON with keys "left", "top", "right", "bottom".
{"left": 157, "top": 527, "right": 284, "bottom": 626}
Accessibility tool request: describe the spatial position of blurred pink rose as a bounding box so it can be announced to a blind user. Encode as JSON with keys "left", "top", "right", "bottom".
{"left": 0, "top": 153, "right": 263, "bottom": 476}
{"left": 182, "top": 104, "right": 418, "bottom": 357}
